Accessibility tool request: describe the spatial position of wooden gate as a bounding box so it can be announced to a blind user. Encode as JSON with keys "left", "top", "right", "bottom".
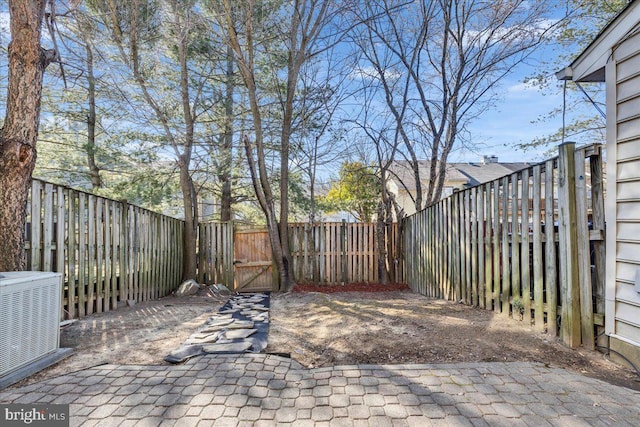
{"left": 233, "top": 228, "right": 274, "bottom": 292}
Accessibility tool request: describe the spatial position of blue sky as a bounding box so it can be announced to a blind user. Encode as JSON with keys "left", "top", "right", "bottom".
{"left": 452, "top": 34, "right": 606, "bottom": 165}
{"left": 457, "top": 72, "right": 566, "bottom": 163}
{"left": 0, "top": 5, "right": 604, "bottom": 169}
{"left": 447, "top": 50, "right": 602, "bottom": 165}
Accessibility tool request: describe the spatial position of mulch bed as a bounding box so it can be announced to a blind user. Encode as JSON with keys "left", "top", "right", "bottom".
{"left": 292, "top": 282, "right": 409, "bottom": 293}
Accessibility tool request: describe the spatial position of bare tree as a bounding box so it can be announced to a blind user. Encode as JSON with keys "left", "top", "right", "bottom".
{"left": 214, "top": 0, "right": 341, "bottom": 291}
{"left": 0, "top": 0, "right": 57, "bottom": 271}
{"left": 58, "top": 9, "right": 104, "bottom": 189}
{"left": 292, "top": 54, "right": 351, "bottom": 224}
{"left": 218, "top": 46, "right": 236, "bottom": 221}
{"left": 352, "top": 0, "right": 563, "bottom": 209}
{"left": 94, "top": 0, "right": 215, "bottom": 280}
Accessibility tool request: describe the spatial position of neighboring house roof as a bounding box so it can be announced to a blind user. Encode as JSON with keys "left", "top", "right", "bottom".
{"left": 388, "top": 160, "right": 469, "bottom": 191}
{"left": 452, "top": 162, "right": 531, "bottom": 187}
{"left": 388, "top": 158, "right": 531, "bottom": 191}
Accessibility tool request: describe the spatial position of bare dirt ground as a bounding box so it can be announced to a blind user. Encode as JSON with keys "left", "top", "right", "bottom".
{"left": 267, "top": 290, "right": 640, "bottom": 391}
{"left": 11, "top": 291, "right": 227, "bottom": 388}
{"left": 10, "top": 288, "right": 640, "bottom": 392}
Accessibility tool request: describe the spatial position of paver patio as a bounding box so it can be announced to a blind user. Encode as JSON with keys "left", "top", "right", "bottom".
{"left": 1, "top": 353, "right": 639, "bottom": 426}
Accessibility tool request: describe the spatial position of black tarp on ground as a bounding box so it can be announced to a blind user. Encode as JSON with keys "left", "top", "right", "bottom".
{"left": 164, "top": 292, "right": 270, "bottom": 364}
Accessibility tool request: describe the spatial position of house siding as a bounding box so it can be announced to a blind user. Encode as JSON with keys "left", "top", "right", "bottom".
{"left": 608, "top": 31, "right": 640, "bottom": 354}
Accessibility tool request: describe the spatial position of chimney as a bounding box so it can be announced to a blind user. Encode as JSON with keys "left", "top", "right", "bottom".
{"left": 482, "top": 155, "right": 498, "bottom": 164}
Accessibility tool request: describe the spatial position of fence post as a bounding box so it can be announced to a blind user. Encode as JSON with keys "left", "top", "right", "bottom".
{"left": 197, "top": 222, "right": 204, "bottom": 284}
{"left": 575, "top": 148, "right": 595, "bottom": 349}
{"left": 544, "top": 159, "right": 558, "bottom": 336}
{"left": 67, "top": 190, "right": 77, "bottom": 319}
{"left": 590, "top": 147, "right": 607, "bottom": 349}
{"left": 119, "top": 200, "right": 129, "bottom": 304}
{"left": 31, "top": 180, "right": 42, "bottom": 270}
{"left": 558, "top": 142, "right": 581, "bottom": 348}
{"left": 227, "top": 221, "right": 235, "bottom": 288}
{"left": 341, "top": 220, "right": 348, "bottom": 284}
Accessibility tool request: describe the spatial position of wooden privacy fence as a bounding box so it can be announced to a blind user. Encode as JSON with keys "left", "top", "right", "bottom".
{"left": 403, "top": 143, "right": 605, "bottom": 349}
{"left": 288, "top": 221, "right": 403, "bottom": 284}
{"left": 196, "top": 221, "right": 403, "bottom": 289}
{"left": 25, "top": 179, "right": 184, "bottom": 320}
{"left": 196, "top": 221, "right": 234, "bottom": 287}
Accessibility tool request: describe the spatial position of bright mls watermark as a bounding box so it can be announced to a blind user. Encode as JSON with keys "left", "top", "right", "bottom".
{"left": 1, "top": 404, "right": 69, "bottom": 426}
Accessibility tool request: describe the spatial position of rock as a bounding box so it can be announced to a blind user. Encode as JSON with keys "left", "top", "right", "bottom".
{"left": 191, "top": 331, "right": 222, "bottom": 340}
{"left": 252, "top": 313, "right": 269, "bottom": 322}
{"left": 205, "top": 318, "right": 233, "bottom": 327}
{"left": 226, "top": 320, "right": 254, "bottom": 329}
{"left": 222, "top": 329, "right": 257, "bottom": 339}
{"left": 199, "top": 325, "right": 229, "bottom": 334}
{"left": 213, "top": 284, "right": 230, "bottom": 293}
{"left": 186, "top": 332, "right": 222, "bottom": 344}
{"left": 164, "top": 345, "right": 204, "bottom": 364}
{"left": 241, "top": 309, "right": 260, "bottom": 316}
{"left": 208, "top": 313, "right": 233, "bottom": 320}
{"left": 127, "top": 299, "right": 136, "bottom": 308}
{"left": 176, "top": 279, "right": 201, "bottom": 296}
{"left": 202, "top": 342, "right": 252, "bottom": 353}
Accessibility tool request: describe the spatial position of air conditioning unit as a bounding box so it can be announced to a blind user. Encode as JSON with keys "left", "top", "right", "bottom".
{"left": 0, "top": 271, "right": 65, "bottom": 383}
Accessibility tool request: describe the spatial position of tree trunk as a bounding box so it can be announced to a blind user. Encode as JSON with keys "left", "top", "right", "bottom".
{"left": 0, "top": 0, "right": 54, "bottom": 271}
{"left": 179, "top": 160, "right": 198, "bottom": 281}
{"left": 176, "top": 8, "right": 198, "bottom": 281}
{"left": 308, "top": 177, "right": 319, "bottom": 283}
{"left": 278, "top": 48, "right": 299, "bottom": 290}
{"left": 219, "top": 46, "right": 234, "bottom": 222}
{"left": 86, "top": 43, "right": 102, "bottom": 189}
{"left": 376, "top": 201, "right": 388, "bottom": 284}
{"left": 242, "top": 135, "right": 292, "bottom": 292}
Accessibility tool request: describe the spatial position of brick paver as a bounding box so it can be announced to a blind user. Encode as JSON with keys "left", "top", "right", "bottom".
{"left": 1, "top": 354, "right": 639, "bottom": 426}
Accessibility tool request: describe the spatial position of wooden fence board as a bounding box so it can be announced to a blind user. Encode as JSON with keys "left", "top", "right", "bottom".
{"left": 477, "top": 185, "right": 485, "bottom": 309}
{"left": 197, "top": 221, "right": 234, "bottom": 288}
{"left": 430, "top": 206, "right": 436, "bottom": 297}
{"left": 471, "top": 187, "right": 478, "bottom": 306}
{"left": 402, "top": 144, "right": 603, "bottom": 344}
{"left": 456, "top": 194, "right": 461, "bottom": 300}
{"left": 545, "top": 159, "right": 558, "bottom": 336}
{"left": 67, "top": 190, "right": 77, "bottom": 320}
{"left": 285, "top": 222, "right": 403, "bottom": 285}
{"left": 492, "top": 181, "right": 500, "bottom": 313}
{"left": 501, "top": 176, "right": 511, "bottom": 315}
{"left": 532, "top": 165, "right": 545, "bottom": 330}
{"left": 521, "top": 169, "right": 531, "bottom": 321}
{"left": 463, "top": 190, "right": 470, "bottom": 303}
{"left": 25, "top": 179, "right": 184, "bottom": 320}
{"left": 104, "top": 200, "right": 112, "bottom": 312}
{"left": 31, "top": 180, "right": 42, "bottom": 271}
{"left": 511, "top": 173, "right": 521, "bottom": 309}
{"left": 574, "top": 148, "right": 594, "bottom": 349}
{"left": 484, "top": 184, "right": 493, "bottom": 310}
{"left": 78, "top": 192, "right": 87, "bottom": 318}
{"left": 558, "top": 143, "right": 581, "bottom": 348}
{"left": 96, "top": 197, "right": 104, "bottom": 313}
{"left": 590, "top": 150, "right": 607, "bottom": 348}
{"left": 43, "top": 183, "right": 54, "bottom": 271}
{"left": 56, "top": 187, "right": 66, "bottom": 319}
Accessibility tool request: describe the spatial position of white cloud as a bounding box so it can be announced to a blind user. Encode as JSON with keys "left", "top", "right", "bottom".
{"left": 508, "top": 80, "right": 541, "bottom": 93}
{"left": 349, "top": 65, "right": 401, "bottom": 82}
{"left": 464, "top": 18, "right": 559, "bottom": 49}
